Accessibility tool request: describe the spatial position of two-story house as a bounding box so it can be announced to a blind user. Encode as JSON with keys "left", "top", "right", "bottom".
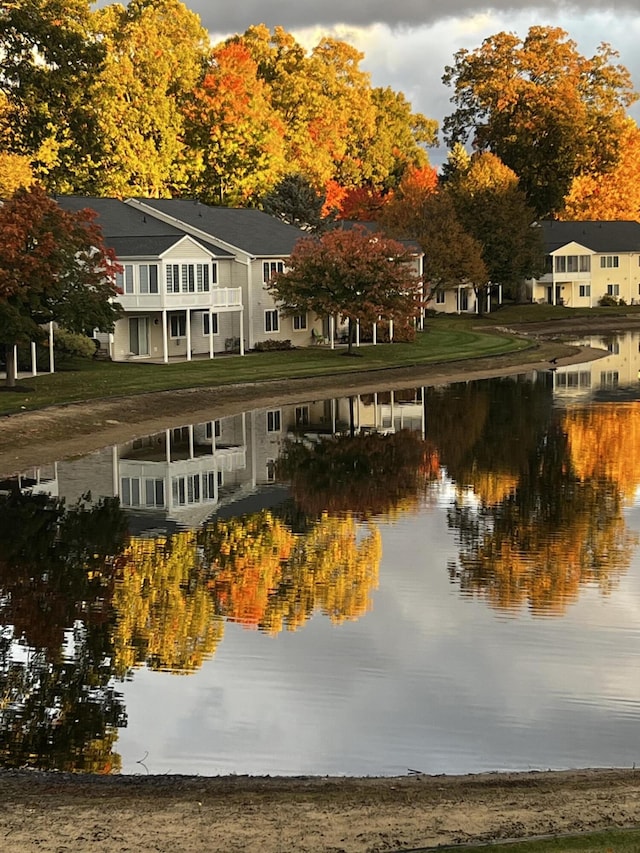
{"left": 530, "top": 221, "right": 640, "bottom": 307}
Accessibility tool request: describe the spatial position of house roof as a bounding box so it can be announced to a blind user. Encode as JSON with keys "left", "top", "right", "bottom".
{"left": 540, "top": 220, "right": 640, "bottom": 254}
{"left": 55, "top": 197, "right": 233, "bottom": 258}
{"left": 335, "top": 219, "right": 423, "bottom": 255}
{"left": 130, "top": 198, "right": 307, "bottom": 256}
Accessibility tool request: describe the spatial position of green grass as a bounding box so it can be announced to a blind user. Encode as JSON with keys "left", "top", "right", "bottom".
{"left": 444, "top": 827, "right": 640, "bottom": 851}
{"left": 1, "top": 325, "right": 530, "bottom": 416}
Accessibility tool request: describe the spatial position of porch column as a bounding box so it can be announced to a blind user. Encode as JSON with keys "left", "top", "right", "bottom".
{"left": 457, "top": 286, "right": 462, "bottom": 314}
{"left": 209, "top": 311, "right": 214, "bottom": 359}
{"left": 49, "top": 322, "right": 55, "bottom": 373}
{"left": 186, "top": 308, "right": 192, "bottom": 361}
{"left": 108, "top": 332, "right": 114, "bottom": 361}
{"left": 188, "top": 424, "right": 195, "bottom": 460}
{"left": 162, "top": 309, "right": 168, "bottom": 363}
{"left": 498, "top": 284, "right": 503, "bottom": 307}
{"left": 112, "top": 446, "right": 119, "bottom": 497}
{"left": 389, "top": 319, "right": 394, "bottom": 342}
{"left": 239, "top": 310, "right": 245, "bottom": 355}
{"left": 356, "top": 319, "right": 360, "bottom": 347}
{"left": 330, "top": 315, "right": 335, "bottom": 350}
{"left": 373, "top": 322, "right": 377, "bottom": 346}
{"left": 165, "top": 429, "right": 171, "bottom": 464}
{"left": 12, "top": 345, "right": 18, "bottom": 380}
{"left": 31, "top": 341, "right": 37, "bottom": 377}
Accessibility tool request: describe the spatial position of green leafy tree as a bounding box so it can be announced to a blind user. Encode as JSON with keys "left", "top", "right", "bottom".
{"left": 442, "top": 26, "right": 638, "bottom": 217}
{"left": 260, "top": 173, "right": 330, "bottom": 232}
{"left": 0, "top": 185, "right": 121, "bottom": 386}
{"left": 267, "top": 226, "right": 422, "bottom": 353}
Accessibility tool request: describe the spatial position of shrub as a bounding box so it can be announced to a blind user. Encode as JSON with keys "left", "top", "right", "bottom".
{"left": 253, "top": 338, "right": 293, "bottom": 352}
{"left": 598, "top": 294, "right": 623, "bottom": 307}
{"left": 54, "top": 329, "right": 98, "bottom": 359}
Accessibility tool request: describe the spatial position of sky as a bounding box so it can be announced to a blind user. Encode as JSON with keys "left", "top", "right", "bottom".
{"left": 187, "top": 0, "right": 640, "bottom": 166}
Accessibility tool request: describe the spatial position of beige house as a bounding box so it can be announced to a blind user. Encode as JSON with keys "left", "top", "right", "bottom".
{"left": 529, "top": 221, "right": 640, "bottom": 307}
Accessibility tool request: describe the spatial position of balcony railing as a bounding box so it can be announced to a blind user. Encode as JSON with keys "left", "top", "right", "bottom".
{"left": 117, "top": 287, "right": 243, "bottom": 311}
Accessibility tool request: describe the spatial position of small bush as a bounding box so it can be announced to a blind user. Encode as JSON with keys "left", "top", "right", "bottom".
{"left": 54, "top": 329, "right": 98, "bottom": 359}
{"left": 253, "top": 338, "right": 293, "bottom": 352}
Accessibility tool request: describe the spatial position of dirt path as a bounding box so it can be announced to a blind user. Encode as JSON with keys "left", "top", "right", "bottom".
{"left": 1, "top": 768, "right": 639, "bottom": 852}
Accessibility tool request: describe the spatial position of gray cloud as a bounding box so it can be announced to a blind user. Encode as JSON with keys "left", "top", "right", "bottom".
{"left": 185, "top": 1, "right": 637, "bottom": 34}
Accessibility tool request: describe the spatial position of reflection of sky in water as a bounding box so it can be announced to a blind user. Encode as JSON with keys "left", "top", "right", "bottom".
{"left": 116, "top": 495, "right": 640, "bottom": 776}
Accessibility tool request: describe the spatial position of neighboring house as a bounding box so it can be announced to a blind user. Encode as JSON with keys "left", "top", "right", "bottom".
{"left": 57, "top": 196, "right": 317, "bottom": 362}
{"left": 529, "top": 220, "right": 640, "bottom": 307}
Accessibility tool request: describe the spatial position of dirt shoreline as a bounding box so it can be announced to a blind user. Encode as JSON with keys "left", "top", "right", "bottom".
{"left": 1, "top": 320, "right": 636, "bottom": 851}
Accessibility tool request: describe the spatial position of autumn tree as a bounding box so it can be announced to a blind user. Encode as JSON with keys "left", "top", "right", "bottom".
{"left": 267, "top": 226, "right": 422, "bottom": 352}
{"left": 561, "top": 119, "right": 640, "bottom": 221}
{"left": 0, "top": 186, "right": 121, "bottom": 386}
{"left": 446, "top": 152, "right": 543, "bottom": 304}
{"left": 0, "top": 0, "right": 106, "bottom": 193}
{"left": 442, "top": 27, "right": 638, "bottom": 217}
{"left": 185, "top": 40, "right": 286, "bottom": 204}
{"left": 92, "top": 0, "right": 210, "bottom": 197}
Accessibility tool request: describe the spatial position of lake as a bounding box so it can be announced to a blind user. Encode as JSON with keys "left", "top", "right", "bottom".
{"left": 2, "top": 333, "right": 640, "bottom": 776}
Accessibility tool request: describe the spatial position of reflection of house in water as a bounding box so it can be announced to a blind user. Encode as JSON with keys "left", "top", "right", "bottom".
{"left": 551, "top": 332, "right": 640, "bottom": 400}
{"left": 10, "top": 390, "right": 427, "bottom": 532}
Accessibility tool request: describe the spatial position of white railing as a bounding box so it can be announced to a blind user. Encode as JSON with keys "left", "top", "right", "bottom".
{"left": 116, "top": 287, "right": 243, "bottom": 311}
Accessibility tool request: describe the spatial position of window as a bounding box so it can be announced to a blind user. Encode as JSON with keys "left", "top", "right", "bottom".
{"left": 129, "top": 317, "right": 149, "bottom": 355}
{"left": 580, "top": 256, "right": 591, "bottom": 272}
{"left": 295, "top": 406, "right": 309, "bottom": 427}
{"left": 579, "top": 285, "right": 591, "bottom": 297}
{"left": 171, "top": 474, "right": 201, "bottom": 506}
{"left": 166, "top": 263, "right": 211, "bottom": 293}
{"left": 205, "top": 420, "right": 221, "bottom": 439}
{"left": 266, "top": 410, "right": 281, "bottom": 432}
{"left": 607, "top": 284, "right": 620, "bottom": 297}
{"left": 292, "top": 313, "right": 307, "bottom": 330}
{"left": 121, "top": 477, "right": 164, "bottom": 507}
{"left": 567, "top": 256, "right": 579, "bottom": 273}
{"left": 265, "top": 309, "right": 279, "bottom": 333}
{"left": 263, "top": 261, "right": 284, "bottom": 283}
{"left": 554, "top": 256, "right": 566, "bottom": 273}
{"left": 607, "top": 341, "right": 620, "bottom": 354}
{"left": 435, "top": 290, "right": 446, "bottom": 305}
{"left": 203, "top": 313, "right": 218, "bottom": 335}
{"left": 601, "top": 370, "right": 619, "bottom": 388}
{"left": 170, "top": 314, "right": 186, "bottom": 338}
{"left": 600, "top": 256, "right": 619, "bottom": 268}
{"left": 139, "top": 264, "right": 159, "bottom": 294}
{"left": 116, "top": 264, "right": 134, "bottom": 294}
{"left": 555, "top": 372, "right": 591, "bottom": 389}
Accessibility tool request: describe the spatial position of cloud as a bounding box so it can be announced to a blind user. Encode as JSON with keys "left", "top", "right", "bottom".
{"left": 187, "top": 0, "right": 640, "bottom": 34}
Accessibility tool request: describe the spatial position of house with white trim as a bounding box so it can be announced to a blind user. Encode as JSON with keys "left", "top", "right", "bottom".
{"left": 529, "top": 221, "right": 640, "bottom": 307}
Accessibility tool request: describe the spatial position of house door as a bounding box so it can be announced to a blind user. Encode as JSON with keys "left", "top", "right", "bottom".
{"left": 129, "top": 317, "right": 150, "bottom": 356}
{"left": 458, "top": 289, "right": 469, "bottom": 312}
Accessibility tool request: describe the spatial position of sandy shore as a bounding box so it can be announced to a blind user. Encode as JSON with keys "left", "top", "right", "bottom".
{"left": 1, "top": 321, "right": 637, "bottom": 851}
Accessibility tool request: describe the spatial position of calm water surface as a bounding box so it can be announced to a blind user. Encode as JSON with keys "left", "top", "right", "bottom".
{"left": 2, "top": 334, "right": 640, "bottom": 776}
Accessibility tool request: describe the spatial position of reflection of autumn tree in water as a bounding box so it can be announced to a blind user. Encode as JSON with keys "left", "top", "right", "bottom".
{"left": 277, "top": 428, "right": 439, "bottom": 519}
{"left": 448, "top": 421, "right": 636, "bottom": 615}
{"left": 425, "top": 377, "right": 553, "bottom": 505}
{"left": 0, "top": 492, "right": 128, "bottom": 772}
{"left": 202, "top": 512, "right": 381, "bottom": 633}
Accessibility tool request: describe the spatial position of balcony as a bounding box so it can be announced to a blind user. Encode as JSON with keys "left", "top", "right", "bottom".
{"left": 117, "top": 287, "right": 243, "bottom": 312}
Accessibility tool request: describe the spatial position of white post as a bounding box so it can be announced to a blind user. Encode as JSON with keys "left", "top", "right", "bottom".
{"left": 239, "top": 310, "right": 245, "bottom": 355}
{"left": 112, "top": 445, "right": 119, "bottom": 497}
{"left": 12, "top": 345, "right": 18, "bottom": 380}
{"left": 389, "top": 319, "right": 394, "bottom": 342}
{"left": 162, "top": 310, "right": 168, "bottom": 363}
{"left": 356, "top": 319, "right": 360, "bottom": 347}
{"left": 373, "top": 322, "right": 377, "bottom": 346}
{"left": 209, "top": 311, "right": 214, "bottom": 359}
{"left": 31, "top": 341, "right": 37, "bottom": 377}
{"left": 186, "top": 308, "right": 192, "bottom": 361}
{"left": 49, "top": 322, "right": 55, "bottom": 373}
{"left": 330, "top": 315, "right": 335, "bottom": 350}
{"left": 188, "top": 424, "right": 195, "bottom": 460}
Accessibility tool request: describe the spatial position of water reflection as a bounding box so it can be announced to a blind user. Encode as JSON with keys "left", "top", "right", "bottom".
{"left": 2, "top": 337, "right": 640, "bottom": 774}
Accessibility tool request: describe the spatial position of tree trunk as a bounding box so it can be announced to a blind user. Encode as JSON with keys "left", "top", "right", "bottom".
{"left": 347, "top": 317, "right": 354, "bottom": 355}
{"left": 4, "top": 345, "right": 16, "bottom": 388}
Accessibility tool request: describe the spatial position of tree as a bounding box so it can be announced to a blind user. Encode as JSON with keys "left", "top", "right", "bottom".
{"left": 0, "top": 186, "right": 121, "bottom": 386}
{"left": 446, "top": 152, "right": 544, "bottom": 303}
{"left": 442, "top": 27, "right": 638, "bottom": 217}
{"left": 383, "top": 189, "right": 488, "bottom": 309}
{"left": 260, "top": 173, "right": 332, "bottom": 231}
{"left": 0, "top": 0, "right": 106, "bottom": 193}
{"left": 561, "top": 119, "right": 640, "bottom": 221}
{"left": 267, "top": 226, "right": 423, "bottom": 353}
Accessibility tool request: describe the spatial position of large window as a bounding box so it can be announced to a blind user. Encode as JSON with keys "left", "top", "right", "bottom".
{"left": 139, "top": 264, "right": 159, "bottom": 294}
{"left": 116, "top": 264, "right": 134, "bottom": 294}
{"left": 555, "top": 255, "right": 591, "bottom": 273}
{"left": 267, "top": 410, "right": 281, "bottom": 433}
{"left": 116, "top": 264, "right": 159, "bottom": 294}
{"left": 607, "top": 284, "right": 620, "bottom": 297}
{"left": 121, "top": 477, "right": 165, "bottom": 507}
{"left": 166, "top": 263, "right": 213, "bottom": 294}
{"left": 600, "top": 256, "right": 619, "bottom": 268}
{"left": 129, "top": 317, "right": 149, "bottom": 355}
{"left": 265, "top": 309, "right": 279, "bottom": 333}
{"left": 292, "top": 313, "right": 307, "bottom": 330}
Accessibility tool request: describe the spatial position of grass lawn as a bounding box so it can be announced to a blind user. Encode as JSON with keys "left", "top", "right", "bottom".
{"left": 0, "top": 323, "right": 529, "bottom": 416}
{"left": 446, "top": 827, "right": 640, "bottom": 851}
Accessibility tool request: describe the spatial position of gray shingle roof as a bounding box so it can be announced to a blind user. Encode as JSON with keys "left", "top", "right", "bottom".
{"left": 541, "top": 220, "right": 640, "bottom": 254}
{"left": 55, "top": 197, "right": 233, "bottom": 257}
{"left": 131, "top": 198, "right": 307, "bottom": 256}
